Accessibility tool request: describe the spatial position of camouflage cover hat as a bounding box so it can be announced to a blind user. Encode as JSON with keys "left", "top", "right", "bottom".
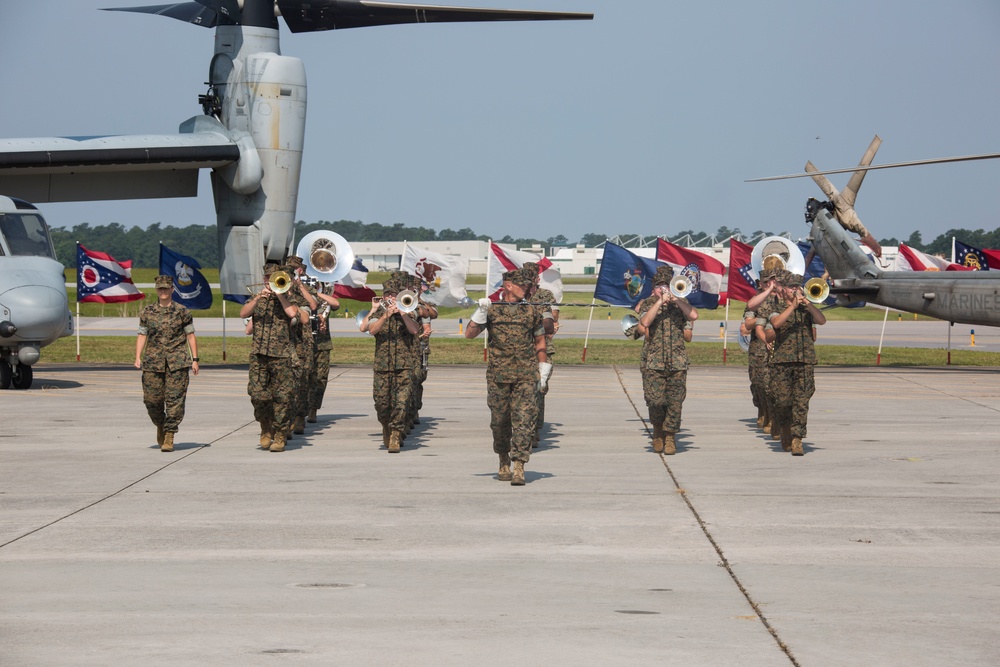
{"left": 502, "top": 270, "right": 519, "bottom": 284}
{"left": 285, "top": 255, "right": 304, "bottom": 269}
{"left": 787, "top": 273, "right": 805, "bottom": 288}
{"left": 262, "top": 262, "right": 280, "bottom": 274}
{"left": 154, "top": 275, "right": 173, "bottom": 290}
{"left": 511, "top": 268, "right": 536, "bottom": 289}
{"left": 652, "top": 264, "right": 674, "bottom": 286}
{"left": 522, "top": 261, "right": 540, "bottom": 275}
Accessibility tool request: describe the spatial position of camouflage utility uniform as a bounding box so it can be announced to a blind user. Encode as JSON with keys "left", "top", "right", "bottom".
{"left": 744, "top": 305, "right": 771, "bottom": 428}
{"left": 528, "top": 286, "right": 556, "bottom": 441}
{"left": 764, "top": 297, "right": 817, "bottom": 447}
{"left": 485, "top": 303, "right": 544, "bottom": 465}
{"left": 138, "top": 301, "right": 194, "bottom": 434}
{"left": 369, "top": 300, "right": 418, "bottom": 441}
{"left": 287, "top": 283, "right": 316, "bottom": 428}
{"left": 640, "top": 294, "right": 691, "bottom": 437}
{"left": 248, "top": 292, "right": 296, "bottom": 441}
{"left": 309, "top": 297, "right": 335, "bottom": 417}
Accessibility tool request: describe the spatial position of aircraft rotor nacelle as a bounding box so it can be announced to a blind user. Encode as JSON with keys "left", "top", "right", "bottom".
{"left": 211, "top": 26, "right": 308, "bottom": 297}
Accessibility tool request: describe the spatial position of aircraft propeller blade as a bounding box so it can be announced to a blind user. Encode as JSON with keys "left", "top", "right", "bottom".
{"left": 102, "top": 2, "right": 229, "bottom": 27}
{"left": 276, "top": 0, "right": 593, "bottom": 33}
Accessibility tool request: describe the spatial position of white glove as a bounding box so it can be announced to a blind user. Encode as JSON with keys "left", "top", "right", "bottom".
{"left": 472, "top": 297, "right": 491, "bottom": 325}
{"left": 538, "top": 361, "right": 553, "bottom": 395}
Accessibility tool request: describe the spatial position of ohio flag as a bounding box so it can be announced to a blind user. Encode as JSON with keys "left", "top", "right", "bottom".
{"left": 76, "top": 244, "right": 145, "bottom": 303}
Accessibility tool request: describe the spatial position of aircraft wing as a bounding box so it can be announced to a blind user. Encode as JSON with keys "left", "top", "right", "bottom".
{"left": 0, "top": 117, "right": 244, "bottom": 203}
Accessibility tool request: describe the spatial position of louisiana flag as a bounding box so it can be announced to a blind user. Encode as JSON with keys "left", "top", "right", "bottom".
{"left": 160, "top": 243, "right": 213, "bottom": 310}
{"left": 76, "top": 244, "right": 145, "bottom": 303}
{"left": 593, "top": 242, "right": 662, "bottom": 307}
{"left": 953, "top": 239, "right": 1000, "bottom": 270}
{"left": 655, "top": 239, "right": 725, "bottom": 309}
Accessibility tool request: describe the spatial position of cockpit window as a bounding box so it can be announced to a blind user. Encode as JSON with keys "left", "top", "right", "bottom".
{"left": 0, "top": 213, "right": 55, "bottom": 259}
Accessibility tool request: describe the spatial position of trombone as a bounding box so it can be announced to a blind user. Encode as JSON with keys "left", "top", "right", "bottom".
{"left": 803, "top": 277, "right": 830, "bottom": 304}
{"left": 245, "top": 270, "right": 294, "bottom": 295}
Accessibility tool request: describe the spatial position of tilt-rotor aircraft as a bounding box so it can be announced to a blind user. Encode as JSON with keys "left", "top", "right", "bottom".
{"left": 0, "top": 1, "right": 593, "bottom": 389}
{"left": 750, "top": 136, "right": 1000, "bottom": 328}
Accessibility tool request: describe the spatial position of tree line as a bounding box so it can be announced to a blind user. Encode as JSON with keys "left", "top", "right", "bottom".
{"left": 49, "top": 219, "right": 1000, "bottom": 269}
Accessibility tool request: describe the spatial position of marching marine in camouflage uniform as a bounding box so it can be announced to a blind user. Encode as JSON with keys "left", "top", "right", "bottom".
{"left": 523, "top": 261, "right": 556, "bottom": 447}
{"left": 240, "top": 262, "right": 304, "bottom": 452}
{"left": 308, "top": 284, "right": 340, "bottom": 424}
{"left": 762, "top": 270, "right": 826, "bottom": 456}
{"left": 465, "top": 268, "right": 550, "bottom": 486}
{"left": 410, "top": 274, "right": 437, "bottom": 428}
{"left": 135, "top": 275, "right": 199, "bottom": 452}
{"left": 285, "top": 256, "right": 318, "bottom": 436}
{"left": 743, "top": 268, "right": 778, "bottom": 434}
{"left": 368, "top": 272, "right": 421, "bottom": 453}
{"left": 639, "top": 265, "right": 699, "bottom": 455}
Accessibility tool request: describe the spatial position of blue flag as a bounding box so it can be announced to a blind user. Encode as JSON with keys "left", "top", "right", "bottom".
{"left": 954, "top": 239, "right": 990, "bottom": 271}
{"left": 594, "top": 242, "right": 663, "bottom": 307}
{"left": 159, "top": 244, "right": 213, "bottom": 310}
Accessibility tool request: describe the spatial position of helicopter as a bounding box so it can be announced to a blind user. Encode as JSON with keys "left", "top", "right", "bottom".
{"left": 0, "top": 0, "right": 592, "bottom": 301}
{"left": 0, "top": 196, "right": 73, "bottom": 389}
{"left": 749, "top": 136, "right": 1000, "bottom": 328}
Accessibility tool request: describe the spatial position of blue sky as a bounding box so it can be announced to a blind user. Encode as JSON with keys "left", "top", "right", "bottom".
{"left": 2, "top": 0, "right": 999, "bottom": 245}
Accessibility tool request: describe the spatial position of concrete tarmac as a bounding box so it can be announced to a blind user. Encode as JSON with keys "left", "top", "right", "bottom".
{"left": 2, "top": 364, "right": 999, "bottom": 665}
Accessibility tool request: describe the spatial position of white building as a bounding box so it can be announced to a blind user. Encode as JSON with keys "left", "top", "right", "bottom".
{"left": 346, "top": 239, "right": 902, "bottom": 277}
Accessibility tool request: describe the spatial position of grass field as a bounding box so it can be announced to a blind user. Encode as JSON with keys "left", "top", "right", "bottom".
{"left": 46, "top": 336, "right": 1000, "bottom": 368}
{"left": 65, "top": 268, "right": 942, "bottom": 323}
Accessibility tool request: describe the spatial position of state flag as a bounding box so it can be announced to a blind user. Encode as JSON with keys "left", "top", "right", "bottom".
{"left": 159, "top": 243, "right": 213, "bottom": 310}
{"left": 76, "top": 244, "right": 145, "bottom": 303}
{"left": 655, "top": 239, "right": 725, "bottom": 309}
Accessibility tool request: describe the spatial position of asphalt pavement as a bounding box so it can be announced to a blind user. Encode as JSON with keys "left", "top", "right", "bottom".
{"left": 1, "top": 364, "right": 998, "bottom": 665}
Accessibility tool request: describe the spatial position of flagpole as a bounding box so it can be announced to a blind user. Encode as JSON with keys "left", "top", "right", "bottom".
{"left": 876, "top": 306, "right": 889, "bottom": 366}
{"left": 222, "top": 299, "right": 227, "bottom": 362}
{"left": 947, "top": 321, "right": 952, "bottom": 366}
{"left": 75, "top": 242, "right": 81, "bottom": 362}
{"left": 951, "top": 236, "right": 956, "bottom": 264}
{"left": 723, "top": 300, "right": 731, "bottom": 363}
{"left": 581, "top": 298, "right": 596, "bottom": 362}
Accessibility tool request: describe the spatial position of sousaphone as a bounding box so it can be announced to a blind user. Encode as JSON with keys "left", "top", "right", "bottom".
{"left": 296, "top": 230, "right": 355, "bottom": 284}
{"left": 749, "top": 236, "right": 806, "bottom": 280}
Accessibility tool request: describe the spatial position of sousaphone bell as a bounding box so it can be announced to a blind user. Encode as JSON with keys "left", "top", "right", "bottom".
{"left": 296, "top": 230, "right": 355, "bottom": 284}
{"left": 749, "top": 236, "right": 806, "bottom": 280}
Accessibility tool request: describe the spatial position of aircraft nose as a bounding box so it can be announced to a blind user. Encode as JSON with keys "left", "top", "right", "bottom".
{"left": 0, "top": 285, "right": 70, "bottom": 344}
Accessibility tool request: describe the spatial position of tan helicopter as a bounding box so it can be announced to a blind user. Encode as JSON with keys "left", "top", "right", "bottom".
{"left": 749, "top": 137, "right": 1000, "bottom": 328}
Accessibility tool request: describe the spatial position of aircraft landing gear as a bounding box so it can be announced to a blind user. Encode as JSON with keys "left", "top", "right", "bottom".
{"left": 12, "top": 363, "right": 32, "bottom": 389}
{"left": 2, "top": 361, "right": 32, "bottom": 389}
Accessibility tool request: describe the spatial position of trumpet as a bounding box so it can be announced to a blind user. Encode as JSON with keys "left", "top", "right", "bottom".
{"left": 669, "top": 275, "right": 692, "bottom": 298}
{"left": 804, "top": 277, "right": 830, "bottom": 304}
{"left": 396, "top": 289, "right": 419, "bottom": 314}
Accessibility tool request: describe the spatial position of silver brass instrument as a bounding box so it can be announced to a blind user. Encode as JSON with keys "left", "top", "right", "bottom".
{"left": 804, "top": 277, "right": 830, "bottom": 303}
{"left": 750, "top": 236, "right": 806, "bottom": 279}
{"left": 669, "top": 275, "right": 692, "bottom": 298}
{"left": 396, "top": 289, "right": 419, "bottom": 314}
{"left": 356, "top": 309, "right": 371, "bottom": 334}
{"left": 295, "top": 230, "right": 355, "bottom": 284}
{"left": 621, "top": 314, "right": 640, "bottom": 337}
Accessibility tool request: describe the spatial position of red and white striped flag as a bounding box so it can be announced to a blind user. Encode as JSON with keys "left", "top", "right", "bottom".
{"left": 487, "top": 243, "right": 563, "bottom": 302}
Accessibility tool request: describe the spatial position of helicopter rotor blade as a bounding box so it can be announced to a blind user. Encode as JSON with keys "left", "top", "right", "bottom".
{"left": 747, "top": 151, "right": 1000, "bottom": 182}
